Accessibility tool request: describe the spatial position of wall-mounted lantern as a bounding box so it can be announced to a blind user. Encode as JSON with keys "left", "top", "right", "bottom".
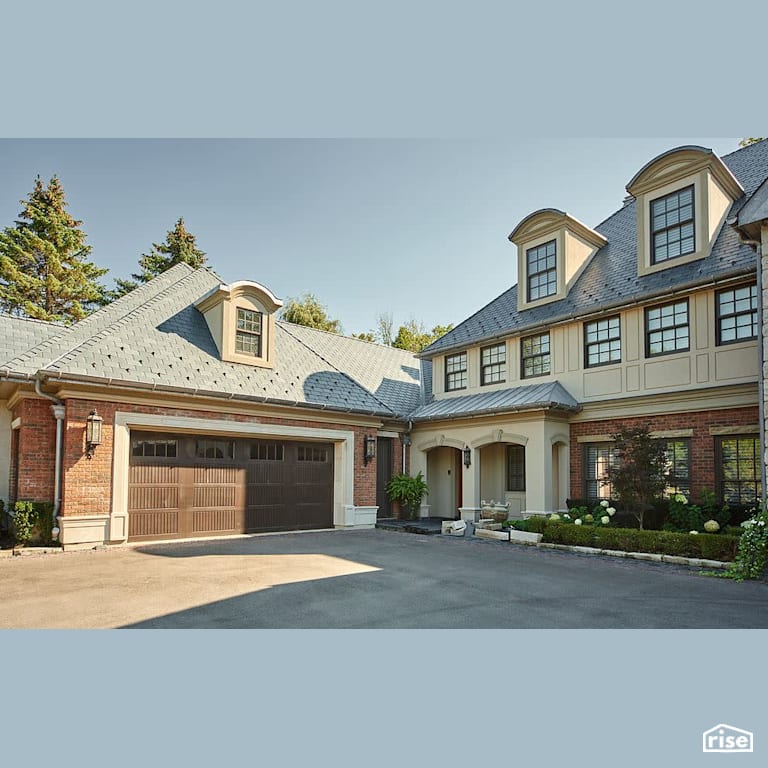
{"left": 85, "top": 409, "right": 103, "bottom": 459}
{"left": 363, "top": 434, "right": 376, "bottom": 465}
{"left": 463, "top": 445, "right": 472, "bottom": 468}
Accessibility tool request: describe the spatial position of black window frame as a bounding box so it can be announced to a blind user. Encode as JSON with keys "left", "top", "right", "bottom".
{"left": 526, "top": 239, "right": 557, "bottom": 302}
{"left": 584, "top": 315, "right": 622, "bottom": 368}
{"left": 716, "top": 283, "right": 758, "bottom": 346}
{"left": 659, "top": 438, "right": 691, "bottom": 496}
{"left": 584, "top": 443, "right": 615, "bottom": 501}
{"left": 506, "top": 445, "right": 526, "bottom": 492}
{"left": 480, "top": 343, "right": 506, "bottom": 386}
{"left": 715, "top": 435, "right": 762, "bottom": 506}
{"left": 644, "top": 299, "right": 690, "bottom": 358}
{"left": 650, "top": 185, "right": 695, "bottom": 265}
{"left": 235, "top": 307, "right": 263, "bottom": 357}
{"left": 521, "top": 332, "right": 551, "bottom": 379}
{"left": 444, "top": 351, "right": 468, "bottom": 392}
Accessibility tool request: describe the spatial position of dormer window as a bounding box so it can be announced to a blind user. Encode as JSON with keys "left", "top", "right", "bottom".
{"left": 509, "top": 209, "right": 607, "bottom": 310}
{"left": 527, "top": 240, "right": 557, "bottom": 301}
{"left": 627, "top": 146, "right": 744, "bottom": 277}
{"left": 445, "top": 352, "right": 467, "bottom": 391}
{"left": 195, "top": 279, "right": 282, "bottom": 369}
{"left": 650, "top": 185, "right": 695, "bottom": 264}
{"left": 235, "top": 308, "right": 263, "bottom": 356}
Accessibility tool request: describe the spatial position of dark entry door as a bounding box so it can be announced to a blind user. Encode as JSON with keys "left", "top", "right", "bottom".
{"left": 376, "top": 437, "right": 394, "bottom": 518}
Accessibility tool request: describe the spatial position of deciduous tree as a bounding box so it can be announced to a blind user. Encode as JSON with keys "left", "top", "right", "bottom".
{"left": 280, "top": 292, "right": 341, "bottom": 333}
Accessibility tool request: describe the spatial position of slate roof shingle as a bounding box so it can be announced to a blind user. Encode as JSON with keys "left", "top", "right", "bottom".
{"left": 421, "top": 139, "right": 768, "bottom": 358}
{"left": 0, "top": 263, "right": 422, "bottom": 418}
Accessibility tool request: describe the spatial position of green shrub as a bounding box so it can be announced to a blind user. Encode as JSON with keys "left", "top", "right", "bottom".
{"left": 386, "top": 472, "right": 429, "bottom": 520}
{"left": 525, "top": 516, "right": 549, "bottom": 534}
{"left": 542, "top": 522, "right": 739, "bottom": 561}
{"left": 699, "top": 489, "right": 731, "bottom": 530}
{"left": 663, "top": 494, "right": 704, "bottom": 533}
{"left": 10, "top": 501, "right": 56, "bottom": 546}
{"left": 722, "top": 506, "right": 768, "bottom": 581}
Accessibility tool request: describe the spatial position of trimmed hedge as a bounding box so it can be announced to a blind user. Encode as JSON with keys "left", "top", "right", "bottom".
{"left": 541, "top": 522, "right": 739, "bottom": 562}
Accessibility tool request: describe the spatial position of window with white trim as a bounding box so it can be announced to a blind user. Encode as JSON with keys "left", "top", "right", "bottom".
{"left": 526, "top": 240, "right": 557, "bottom": 302}
{"left": 584, "top": 316, "right": 621, "bottom": 368}
{"left": 521, "top": 333, "right": 550, "bottom": 378}
{"left": 481, "top": 343, "right": 506, "bottom": 385}
{"left": 235, "top": 308, "right": 263, "bottom": 356}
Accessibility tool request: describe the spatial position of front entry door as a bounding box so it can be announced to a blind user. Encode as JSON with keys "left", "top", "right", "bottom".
{"left": 376, "top": 437, "right": 394, "bottom": 518}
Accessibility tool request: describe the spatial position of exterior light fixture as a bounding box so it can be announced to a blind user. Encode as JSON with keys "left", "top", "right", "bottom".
{"left": 463, "top": 446, "right": 472, "bottom": 468}
{"left": 363, "top": 435, "right": 376, "bottom": 465}
{"left": 85, "top": 409, "right": 103, "bottom": 459}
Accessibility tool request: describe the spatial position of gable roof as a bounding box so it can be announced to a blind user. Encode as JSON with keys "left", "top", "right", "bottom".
{"left": 0, "top": 264, "right": 422, "bottom": 419}
{"left": 422, "top": 139, "right": 768, "bottom": 358}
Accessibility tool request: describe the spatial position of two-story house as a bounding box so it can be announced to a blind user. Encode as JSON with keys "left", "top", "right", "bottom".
{"left": 411, "top": 140, "right": 768, "bottom": 521}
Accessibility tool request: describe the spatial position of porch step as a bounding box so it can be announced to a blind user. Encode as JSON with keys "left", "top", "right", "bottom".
{"left": 376, "top": 517, "right": 445, "bottom": 536}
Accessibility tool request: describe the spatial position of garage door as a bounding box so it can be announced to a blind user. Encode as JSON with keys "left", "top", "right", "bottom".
{"left": 128, "top": 433, "right": 334, "bottom": 541}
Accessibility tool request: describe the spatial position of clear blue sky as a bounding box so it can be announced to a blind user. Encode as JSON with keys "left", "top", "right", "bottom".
{"left": 0, "top": 138, "right": 742, "bottom": 336}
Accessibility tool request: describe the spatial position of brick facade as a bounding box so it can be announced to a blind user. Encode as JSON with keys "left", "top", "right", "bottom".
{"left": 53, "top": 398, "right": 382, "bottom": 517}
{"left": 8, "top": 395, "right": 388, "bottom": 517}
{"left": 11, "top": 398, "right": 57, "bottom": 504}
{"left": 569, "top": 406, "right": 759, "bottom": 503}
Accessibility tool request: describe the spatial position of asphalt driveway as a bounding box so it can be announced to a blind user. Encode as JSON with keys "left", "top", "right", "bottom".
{"left": 1, "top": 529, "right": 767, "bottom": 628}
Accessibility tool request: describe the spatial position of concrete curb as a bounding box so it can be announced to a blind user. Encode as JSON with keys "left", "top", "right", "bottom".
{"left": 532, "top": 540, "right": 729, "bottom": 569}
{"left": 470, "top": 529, "right": 730, "bottom": 569}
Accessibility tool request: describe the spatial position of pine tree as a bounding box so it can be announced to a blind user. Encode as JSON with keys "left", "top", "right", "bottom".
{"left": 0, "top": 175, "right": 108, "bottom": 323}
{"left": 114, "top": 217, "right": 206, "bottom": 296}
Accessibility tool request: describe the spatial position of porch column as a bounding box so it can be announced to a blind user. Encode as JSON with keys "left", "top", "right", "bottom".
{"left": 525, "top": 425, "right": 553, "bottom": 515}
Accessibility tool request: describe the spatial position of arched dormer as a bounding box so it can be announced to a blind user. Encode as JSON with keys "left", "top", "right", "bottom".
{"left": 509, "top": 208, "right": 607, "bottom": 310}
{"left": 195, "top": 280, "right": 283, "bottom": 368}
{"left": 626, "top": 145, "right": 744, "bottom": 277}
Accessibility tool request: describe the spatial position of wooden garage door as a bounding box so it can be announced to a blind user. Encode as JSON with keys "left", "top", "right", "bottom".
{"left": 128, "top": 433, "right": 334, "bottom": 541}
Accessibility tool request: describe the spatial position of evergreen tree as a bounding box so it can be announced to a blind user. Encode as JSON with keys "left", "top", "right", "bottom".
{"left": 114, "top": 217, "right": 206, "bottom": 296}
{"left": 0, "top": 175, "right": 108, "bottom": 323}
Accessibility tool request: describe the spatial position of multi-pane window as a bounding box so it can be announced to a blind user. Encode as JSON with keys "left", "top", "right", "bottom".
{"left": 526, "top": 240, "right": 557, "bottom": 301}
{"left": 506, "top": 445, "right": 526, "bottom": 492}
{"left": 651, "top": 185, "right": 695, "bottom": 264}
{"left": 584, "top": 316, "right": 621, "bottom": 368}
{"left": 660, "top": 439, "right": 691, "bottom": 496}
{"left": 716, "top": 436, "right": 762, "bottom": 505}
{"left": 132, "top": 439, "right": 178, "bottom": 458}
{"left": 645, "top": 300, "right": 689, "bottom": 357}
{"left": 250, "top": 441, "right": 284, "bottom": 461}
{"left": 717, "top": 284, "right": 758, "bottom": 345}
{"left": 195, "top": 439, "right": 235, "bottom": 459}
{"left": 481, "top": 344, "right": 506, "bottom": 386}
{"left": 521, "top": 333, "right": 550, "bottom": 378}
{"left": 235, "top": 308, "right": 263, "bottom": 356}
{"left": 297, "top": 445, "right": 329, "bottom": 462}
{"left": 445, "top": 352, "right": 467, "bottom": 391}
{"left": 584, "top": 443, "right": 614, "bottom": 500}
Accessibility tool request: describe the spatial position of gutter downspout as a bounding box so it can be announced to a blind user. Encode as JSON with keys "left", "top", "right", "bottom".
{"left": 736, "top": 230, "right": 766, "bottom": 498}
{"left": 34, "top": 376, "right": 64, "bottom": 541}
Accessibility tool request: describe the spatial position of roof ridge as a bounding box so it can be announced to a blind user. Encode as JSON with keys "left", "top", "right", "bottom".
{"left": 279, "top": 322, "right": 397, "bottom": 416}
{"left": 721, "top": 138, "right": 768, "bottom": 159}
{"left": 278, "top": 319, "right": 419, "bottom": 359}
{"left": 0, "top": 312, "right": 62, "bottom": 328}
{"left": 43, "top": 267, "right": 214, "bottom": 371}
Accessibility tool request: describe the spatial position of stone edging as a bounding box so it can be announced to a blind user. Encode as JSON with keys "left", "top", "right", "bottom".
{"left": 471, "top": 527, "right": 730, "bottom": 569}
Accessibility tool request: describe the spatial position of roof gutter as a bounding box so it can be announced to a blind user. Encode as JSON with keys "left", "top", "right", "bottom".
{"left": 39, "top": 370, "right": 400, "bottom": 421}
{"left": 33, "top": 374, "right": 64, "bottom": 542}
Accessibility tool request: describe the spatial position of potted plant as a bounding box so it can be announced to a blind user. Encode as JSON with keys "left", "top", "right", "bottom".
{"left": 386, "top": 472, "right": 429, "bottom": 521}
